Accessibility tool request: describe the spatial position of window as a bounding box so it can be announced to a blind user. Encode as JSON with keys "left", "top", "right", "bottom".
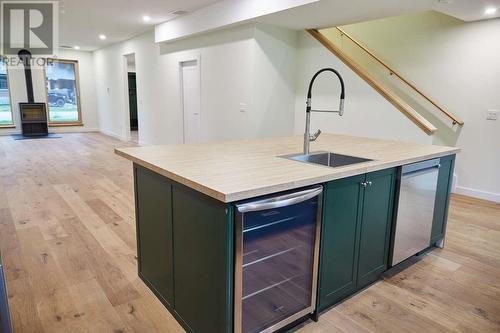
{"left": 45, "top": 59, "right": 82, "bottom": 125}
{"left": 0, "top": 60, "right": 14, "bottom": 127}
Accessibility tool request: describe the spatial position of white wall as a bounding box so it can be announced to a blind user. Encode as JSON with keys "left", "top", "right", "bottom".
{"left": 0, "top": 49, "right": 99, "bottom": 135}
{"left": 94, "top": 23, "right": 426, "bottom": 148}
{"left": 93, "top": 25, "right": 297, "bottom": 145}
{"left": 93, "top": 37, "right": 140, "bottom": 141}
{"left": 339, "top": 12, "right": 500, "bottom": 201}
{"left": 294, "top": 31, "right": 430, "bottom": 144}
{"left": 93, "top": 23, "right": 431, "bottom": 146}
{"left": 253, "top": 26, "right": 298, "bottom": 138}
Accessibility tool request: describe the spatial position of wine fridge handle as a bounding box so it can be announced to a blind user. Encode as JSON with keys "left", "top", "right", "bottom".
{"left": 236, "top": 186, "right": 323, "bottom": 213}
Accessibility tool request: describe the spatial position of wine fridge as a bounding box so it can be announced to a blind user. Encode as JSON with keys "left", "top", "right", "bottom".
{"left": 234, "top": 186, "right": 323, "bottom": 333}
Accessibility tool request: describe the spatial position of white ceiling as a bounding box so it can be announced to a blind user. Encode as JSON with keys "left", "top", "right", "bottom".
{"left": 434, "top": 0, "right": 500, "bottom": 21}
{"left": 256, "top": 0, "right": 500, "bottom": 30}
{"left": 59, "top": 0, "right": 500, "bottom": 51}
{"left": 256, "top": 0, "right": 437, "bottom": 30}
{"left": 58, "top": 0, "right": 221, "bottom": 50}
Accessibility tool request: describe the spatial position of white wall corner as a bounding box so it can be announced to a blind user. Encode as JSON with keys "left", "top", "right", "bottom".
{"left": 99, "top": 128, "right": 128, "bottom": 142}
{"left": 138, "top": 139, "right": 152, "bottom": 146}
{"left": 451, "top": 173, "right": 458, "bottom": 193}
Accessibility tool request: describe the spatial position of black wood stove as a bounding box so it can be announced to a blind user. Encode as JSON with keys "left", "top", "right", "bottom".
{"left": 18, "top": 50, "right": 48, "bottom": 137}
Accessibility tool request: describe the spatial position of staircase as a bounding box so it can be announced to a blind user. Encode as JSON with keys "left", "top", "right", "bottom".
{"left": 307, "top": 27, "right": 464, "bottom": 138}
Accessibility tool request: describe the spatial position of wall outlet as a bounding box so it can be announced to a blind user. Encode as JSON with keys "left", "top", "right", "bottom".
{"left": 487, "top": 110, "right": 498, "bottom": 121}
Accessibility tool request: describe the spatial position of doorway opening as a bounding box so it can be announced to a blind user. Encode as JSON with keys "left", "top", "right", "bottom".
{"left": 125, "top": 54, "right": 138, "bottom": 143}
{"left": 180, "top": 59, "right": 201, "bottom": 144}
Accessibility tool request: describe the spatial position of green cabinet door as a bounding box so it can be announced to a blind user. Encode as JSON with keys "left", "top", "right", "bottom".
{"left": 134, "top": 166, "right": 174, "bottom": 306}
{"left": 431, "top": 155, "right": 456, "bottom": 245}
{"left": 318, "top": 174, "right": 364, "bottom": 312}
{"left": 172, "top": 187, "right": 233, "bottom": 333}
{"left": 318, "top": 168, "right": 396, "bottom": 312}
{"left": 134, "top": 165, "right": 233, "bottom": 333}
{"left": 357, "top": 168, "right": 396, "bottom": 288}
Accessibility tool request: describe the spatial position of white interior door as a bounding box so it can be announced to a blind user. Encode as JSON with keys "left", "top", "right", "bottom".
{"left": 181, "top": 60, "right": 201, "bottom": 144}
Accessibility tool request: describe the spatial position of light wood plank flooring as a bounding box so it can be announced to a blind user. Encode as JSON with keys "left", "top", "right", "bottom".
{"left": 0, "top": 133, "right": 499, "bottom": 333}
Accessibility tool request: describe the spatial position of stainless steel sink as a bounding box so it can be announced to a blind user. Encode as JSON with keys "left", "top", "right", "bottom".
{"left": 281, "top": 151, "right": 373, "bottom": 168}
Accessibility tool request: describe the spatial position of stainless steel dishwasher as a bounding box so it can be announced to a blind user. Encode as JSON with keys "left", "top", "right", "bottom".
{"left": 391, "top": 159, "right": 440, "bottom": 266}
{"left": 234, "top": 186, "right": 323, "bottom": 333}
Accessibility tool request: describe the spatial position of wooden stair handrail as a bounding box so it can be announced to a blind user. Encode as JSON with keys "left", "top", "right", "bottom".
{"left": 335, "top": 27, "right": 464, "bottom": 126}
{"left": 307, "top": 29, "right": 437, "bottom": 135}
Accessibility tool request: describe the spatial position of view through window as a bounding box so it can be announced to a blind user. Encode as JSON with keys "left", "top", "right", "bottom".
{"left": 0, "top": 60, "right": 13, "bottom": 126}
{"left": 45, "top": 60, "right": 81, "bottom": 124}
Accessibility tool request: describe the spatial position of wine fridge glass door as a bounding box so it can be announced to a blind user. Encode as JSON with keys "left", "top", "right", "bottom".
{"left": 235, "top": 186, "right": 322, "bottom": 333}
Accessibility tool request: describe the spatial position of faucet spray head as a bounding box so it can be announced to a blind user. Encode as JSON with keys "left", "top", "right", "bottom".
{"left": 339, "top": 99, "right": 345, "bottom": 116}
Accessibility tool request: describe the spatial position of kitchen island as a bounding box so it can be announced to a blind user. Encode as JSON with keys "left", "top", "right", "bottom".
{"left": 116, "top": 134, "right": 459, "bottom": 333}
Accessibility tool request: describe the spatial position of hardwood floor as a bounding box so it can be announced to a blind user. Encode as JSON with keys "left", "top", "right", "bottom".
{"left": 0, "top": 133, "right": 498, "bottom": 333}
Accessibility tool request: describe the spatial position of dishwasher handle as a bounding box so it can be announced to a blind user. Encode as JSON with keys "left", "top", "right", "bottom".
{"left": 402, "top": 158, "right": 441, "bottom": 178}
{"left": 236, "top": 186, "right": 323, "bottom": 213}
{"left": 402, "top": 164, "right": 440, "bottom": 178}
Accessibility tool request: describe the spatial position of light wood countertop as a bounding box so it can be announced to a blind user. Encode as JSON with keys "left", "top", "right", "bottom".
{"left": 115, "top": 134, "right": 460, "bottom": 203}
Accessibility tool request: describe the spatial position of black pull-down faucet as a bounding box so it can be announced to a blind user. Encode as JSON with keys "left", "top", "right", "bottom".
{"left": 304, "top": 68, "right": 346, "bottom": 154}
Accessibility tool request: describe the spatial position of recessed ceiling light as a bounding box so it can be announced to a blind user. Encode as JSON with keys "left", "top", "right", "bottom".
{"left": 437, "top": 0, "right": 454, "bottom": 4}
{"left": 143, "top": 15, "right": 151, "bottom": 22}
{"left": 485, "top": 7, "right": 497, "bottom": 15}
{"left": 74, "top": 45, "right": 80, "bottom": 50}
{"left": 99, "top": 34, "right": 107, "bottom": 40}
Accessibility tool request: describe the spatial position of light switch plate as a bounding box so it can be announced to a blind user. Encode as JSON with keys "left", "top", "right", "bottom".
{"left": 239, "top": 103, "right": 247, "bottom": 113}
{"left": 487, "top": 110, "right": 498, "bottom": 121}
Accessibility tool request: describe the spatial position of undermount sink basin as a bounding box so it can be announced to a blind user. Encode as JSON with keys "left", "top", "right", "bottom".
{"left": 282, "top": 151, "right": 373, "bottom": 168}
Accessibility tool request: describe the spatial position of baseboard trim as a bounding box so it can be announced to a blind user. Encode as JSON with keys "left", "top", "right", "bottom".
{"left": 50, "top": 127, "right": 99, "bottom": 133}
{"left": 99, "top": 129, "right": 127, "bottom": 141}
{"left": 0, "top": 127, "right": 99, "bottom": 136}
{"left": 138, "top": 140, "right": 151, "bottom": 146}
{"left": 454, "top": 186, "right": 500, "bottom": 203}
{"left": 0, "top": 129, "right": 21, "bottom": 136}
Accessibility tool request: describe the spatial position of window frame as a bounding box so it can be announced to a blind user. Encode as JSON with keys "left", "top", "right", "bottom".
{"left": 0, "top": 61, "right": 15, "bottom": 128}
{"left": 44, "top": 58, "right": 83, "bottom": 126}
